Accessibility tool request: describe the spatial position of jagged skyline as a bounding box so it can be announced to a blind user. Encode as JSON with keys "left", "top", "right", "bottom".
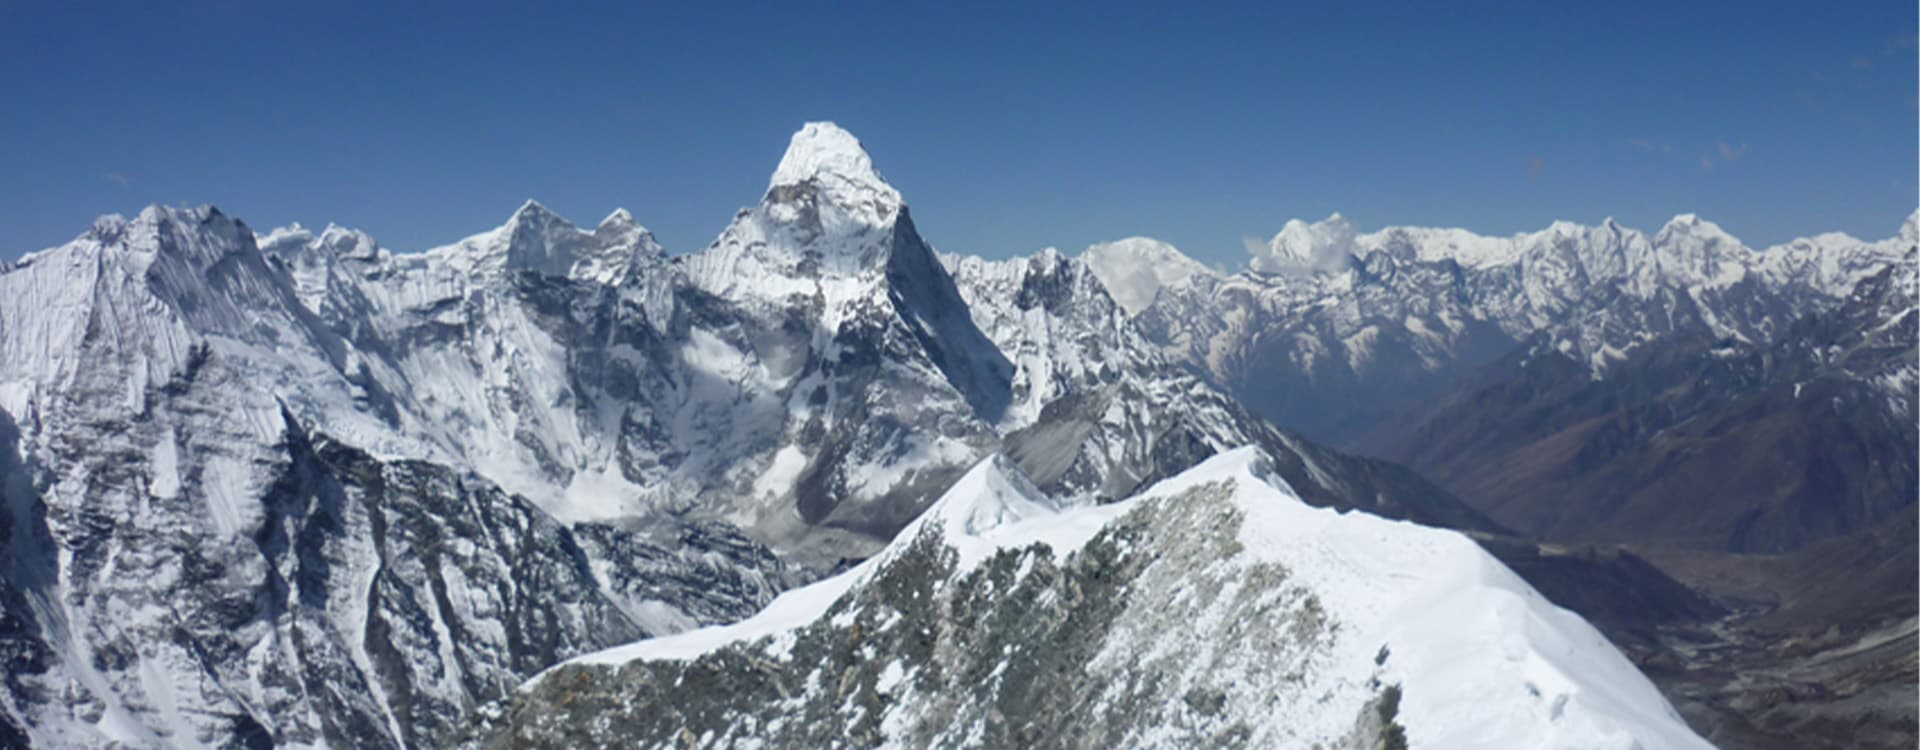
{"left": 4, "top": 3, "right": 1915, "bottom": 265}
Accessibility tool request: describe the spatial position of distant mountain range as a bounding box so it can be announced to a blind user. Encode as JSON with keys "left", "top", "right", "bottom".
{"left": 1093, "top": 208, "right": 1915, "bottom": 554}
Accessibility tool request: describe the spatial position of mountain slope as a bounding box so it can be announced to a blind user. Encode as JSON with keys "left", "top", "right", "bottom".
{"left": 1385, "top": 247, "right": 1916, "bottom": 552}
{"left": 477, "top": 449, "right": 1711, "bottom": 749}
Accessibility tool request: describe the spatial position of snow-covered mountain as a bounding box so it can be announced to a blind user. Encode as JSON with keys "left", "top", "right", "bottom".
{"left": 0, "top": 122, "right": 1528, "bottom": 747}
{"left": 477, "top": 448, "right": 1712, "bottom": 749}
{"left": 1105, "top": 210, "right": 1915, "bottom": 462}
{"left": 1080, "top": 236, "right": 1217, "bottom": 315}
{"left": 1085, "top": 210, "right": 1916, "bottom": 747}
{"left": 0, "top": 205, "right": 793, "bottom": 748}
{"left": 940, "top": 245, "right": 1498, "bottom": 533}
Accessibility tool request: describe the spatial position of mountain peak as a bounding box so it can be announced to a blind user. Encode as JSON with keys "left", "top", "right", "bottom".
{"left": 765, "top": 122, "right": 903, "bottom": 222}
{"left": 1254, "top": 214, "right": 1356, "bottom": 273}
{"left": 593, "top": 208, "right": 663, "bottom": 260}
{"left": 1082, "top": 236, "right": 1216, "bottom": 315}
{"left": 509, "top": 198, "right": 565, "bottom": 227}
{"left": 599, "top": 208, "right": 638, "bottom": 231}
{"left": 1656, "top": 212, "right": 1737, "bottom": 243}
{"left": 1659, "top": 212, "right": 1725, "bottom": 235}
{"left": 695, "top": 122, "right": 913, "bottom": 281}
{"left": 770, "top": 122, "right": 886, "bottom": 189}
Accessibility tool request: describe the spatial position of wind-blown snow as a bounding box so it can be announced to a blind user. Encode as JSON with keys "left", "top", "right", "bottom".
{"left": 1254, "top": 213, "right": 1361, "bottom": 274}
{"left": 1080, "top": 237, "right": 1218, "bottom": 315}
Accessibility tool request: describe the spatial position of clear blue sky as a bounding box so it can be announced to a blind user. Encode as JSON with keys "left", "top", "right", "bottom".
{"left": 3, "top": 2, "right": 1914, "bottom": 265}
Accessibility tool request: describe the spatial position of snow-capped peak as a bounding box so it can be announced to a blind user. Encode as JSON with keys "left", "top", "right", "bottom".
{"left": 593, "top": 208, "right": 662, "bottom": 258}
{"left": 507, "top": 198, "right": 564, "bottom": 227}
{"left": 315, "top": 223, "right": 379, "bottom": 258}
{"left": 761, "top": 122, "right": 904, "bottom": 232}
{"left": 1543, "top": 219, "right": 1586, "bottom": 236}
{"left": 1081, "top": 236, "right": 1217, "bottom": 315}
{"left": 425, "top": 201, "right": 658, "bottom": 283}
{"left": 598, "top": 207, "right": 639, "bottom": 232}
{"left": 1252, "top": 213, "right": 1358, "bottom": 274}
{"left": 1651, "top": 212, "right": 1746, "bottom": 286}
{"left": 769, "top": 122, "right": 892, "bottom": 194}
{"left": 120, "top": 204, "right": 258, "bottom": 268}
{"left": 1654, "top": 213, "right": 1744, "bottom": 255}
{"left": 686, "top": 122, "right": 916, "bottom": 285}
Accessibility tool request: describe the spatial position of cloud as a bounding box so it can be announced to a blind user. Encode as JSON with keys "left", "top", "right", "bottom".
{"left": 1699, "top": 156, "right": 1716, "bottom": 172}
{"left": 1528, "top": 156, "right": 1546, "bottom": 179}
{"left": 1628, "top": 138, "right": 1673, "bottom": 154}
{"left": 1715, "top": 142, "right": 1747, "bottom": 163}
{"left": 1248, "top": 214, "right": 1357, "bottom": 275}
{"left": 103, "top": 173, "right": 130, "bottom": 187}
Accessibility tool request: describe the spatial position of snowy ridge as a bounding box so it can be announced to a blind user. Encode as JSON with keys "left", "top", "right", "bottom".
{"left": 559, "top": 455, "right": 1063, "bottom": 670}
{"left": 423, "top": 199, "right": 665, "bottom": 284}
{"left": 515, "top": 448, "right": 1710, "bottom": 749}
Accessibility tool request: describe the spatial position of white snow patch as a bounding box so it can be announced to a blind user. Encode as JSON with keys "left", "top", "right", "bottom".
{"left": 554, "top": 466, "right": 648, "bottom": 524}
{"left": 148, "top": 428, "right": 181, "bottom": 500}
{"left": 753, "top": 445, "right": 808, "bottom": 500}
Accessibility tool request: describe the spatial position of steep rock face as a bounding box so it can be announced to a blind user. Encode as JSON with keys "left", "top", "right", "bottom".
{"left": 661, "top": 122, "right": 1015, "bottom": 545}
{"left": 0, "top": 396, "right": 785, "bottom": 748}
{"left": 477, "top": 450, "right": 1710, "bottom": 749}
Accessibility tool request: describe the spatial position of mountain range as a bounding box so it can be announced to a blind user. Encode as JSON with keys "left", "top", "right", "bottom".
{"left": 1086, "top": 206, "right": 1917, "bottom": 746}
{"left": 0, "top": 122, "right": 1910, "bottom": 748}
